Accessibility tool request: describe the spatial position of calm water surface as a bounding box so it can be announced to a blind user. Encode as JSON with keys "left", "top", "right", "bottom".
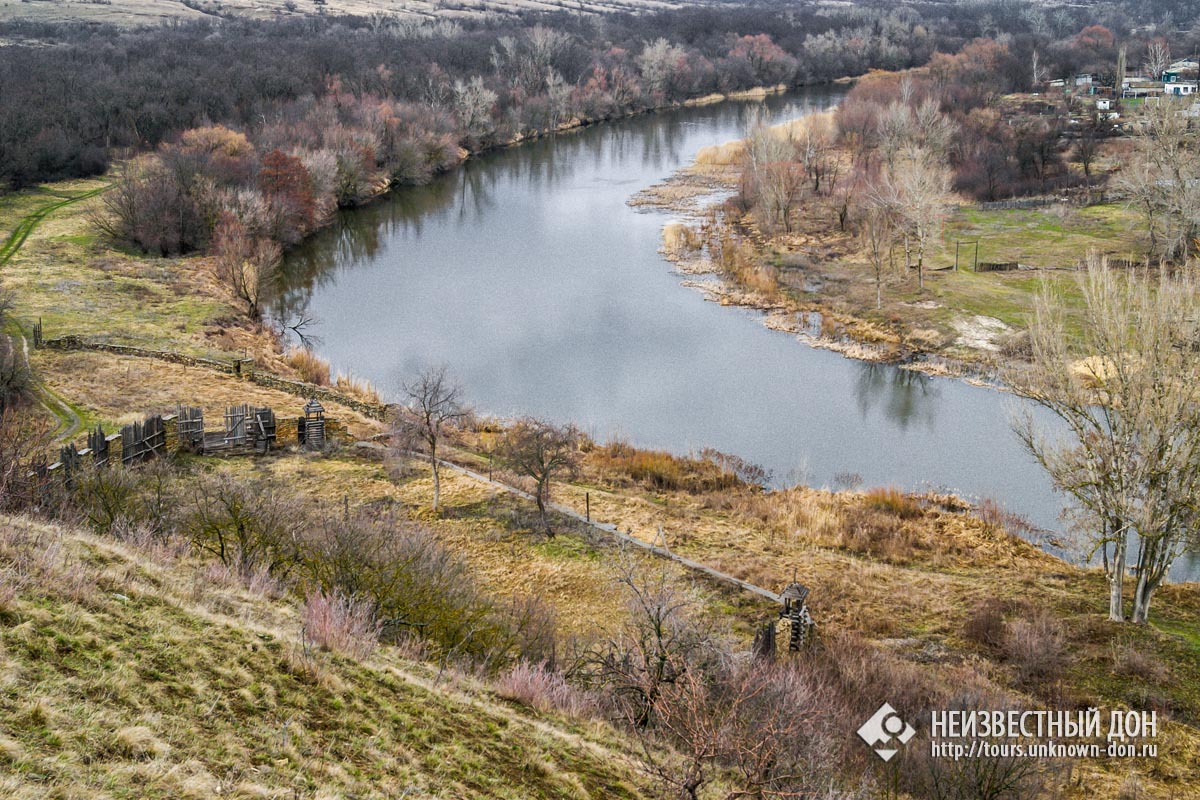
{"left": 277, "top": 90, "right": 1199, "bottom": 579}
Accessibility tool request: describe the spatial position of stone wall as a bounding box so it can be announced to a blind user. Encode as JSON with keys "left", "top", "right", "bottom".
{"left": 39, "top": 334, "right": 394, "bottom": 421}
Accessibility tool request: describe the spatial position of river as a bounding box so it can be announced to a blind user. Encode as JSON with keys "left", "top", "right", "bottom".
{"left": 276, "top": 88, "right": 1198, "bottom": 580}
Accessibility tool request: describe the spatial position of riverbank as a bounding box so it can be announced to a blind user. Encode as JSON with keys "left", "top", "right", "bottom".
{"left": 4, "top": 165, "right": 1200, "bottom": 796}
{"left": 632, "top": 112, "right": 1144, "bottom": 389}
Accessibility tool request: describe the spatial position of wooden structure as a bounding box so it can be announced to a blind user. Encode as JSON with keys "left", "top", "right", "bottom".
{"left": 177, "top": 406, "right": 204, "bottom": 451}
{"left": 301, "top": 399, "right": 325, "bottom": 450}
{"left": 121, "top": 416, "right": 166, "bottom": 465}
{"left": 777, "top": 582, "right": 815, "bottom": 652}
{"left": 252, "top": 407, "right": 277, "bottom": 454}
{"left": 87, "top": 424, "right": 109, "bottom": 467}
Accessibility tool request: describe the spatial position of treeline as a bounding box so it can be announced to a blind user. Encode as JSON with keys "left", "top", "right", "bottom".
{"left": 0, "top": 0, "right": 1172, "bottom": 192}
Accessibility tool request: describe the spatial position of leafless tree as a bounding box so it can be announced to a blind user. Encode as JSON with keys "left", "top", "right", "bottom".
{"left": 587, "top": 558, "right": 713, "bottom": 728}
{"left": 213, "top": 215, "right": 281, "bottom": 321}
{"left": 1011, "top": 259, "right": 1200, "bottom": 623}
{"left": 396, "top": 365, "right": 469, "bottom": 512}
{"left": 1145, "top": 40, "right": 1170, "bottom": 80}
{"left": 0, "top": 407, "right": 54, "bottom": 512}
{"left": 1116, "top": 98, "right": 1200, "bottom": 263}
{"left": 743, "top": 115, "right": 803, "bottom": 232}
{"left": 496, "top": 417, "right": 580, "bottom": 536}
{"left": 181, "top": 473, "right": 303, "bottom": 579}
{"left": 452, "top": 77, "right": 498, "bottom": 143}
{"left": 1031, "top": 50, "right": 1046, "bottom": 85}
{"left": 860, "top": 201, "right": 894, "bottom": 309}
{"left": 893, "top": 155, "right": 952, "bottom": 290}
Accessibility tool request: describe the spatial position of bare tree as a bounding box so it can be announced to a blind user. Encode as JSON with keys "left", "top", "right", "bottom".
{"left": 1031, "top": 50, "right": 1046, "bottom": 85}
{"left": 452, "top": 77, "right": 498, "bottom": 144}
{"left": 743, "top": 114, "right": 803, "bottom": 232}
{"left": 588, "top": 559, "right": 712, "bottom": 727}
{"left": 397, "top": 365, "right": 469, "bottom": 512}
{"left": 0, "top": 407, "right": 54, "bottom": 512}
{"left": 496, "top": 417, "right": 579, "bottom": 536}
{"left": 860, "top": 200, "right": 894, "bottom": 309}
{"left": 1011, "top": 259, "right": 1200, "bottom": 623}
{"left": 898, "top": 157, "right": 951, "bottom": 290}
{"left": 1145, "top": 40, "right": 1170, "bottom": 80}
{"left": 1116, "top": 98, "right": 1200, "bottom": 263}
{"left": 213, "top": 215, "right": 281, "bottom": 321}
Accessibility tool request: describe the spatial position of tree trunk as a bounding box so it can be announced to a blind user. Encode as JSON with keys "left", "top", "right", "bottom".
{"left": 1108, "top": 533, "right": 1126, "bottom": 622}
{"left": 536, "top": 479, "right": 553, "bottom": 537}
{"left": 430, "top": 442, "right": 440, "bottom": 511}
{"left": 1131, "top": 538, "right": 1158, "bottom": 624}
{"left": 1131, "top": 571, "right": 1154, "bottom": 624}
{"left": 916, "top": 239, "right": 925, "bottom": 290}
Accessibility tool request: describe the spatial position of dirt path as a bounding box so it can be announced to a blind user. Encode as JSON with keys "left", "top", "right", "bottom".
{"left": 16, "top": 330, "right": 82, "bottom": 441}
{"left": 0, "top": 185, "right": 107, "bottom": 267}
{"left": 3, "top": 187, "right": 105, "bottom": 440}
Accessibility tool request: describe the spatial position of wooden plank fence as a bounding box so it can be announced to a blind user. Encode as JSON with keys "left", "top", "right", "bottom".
{"left": 177, "top": 406, "right": 204, "bottom": 451}
{"left": 121, "top": 416, "right": 165, "bottom": 465}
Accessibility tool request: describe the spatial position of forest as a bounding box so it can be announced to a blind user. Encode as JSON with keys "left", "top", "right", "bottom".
{"left": 3, "top": 0, "right": 1196, "bottom": 193}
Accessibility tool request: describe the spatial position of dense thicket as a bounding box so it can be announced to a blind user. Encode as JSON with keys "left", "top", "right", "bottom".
{"left": 0, "top": 0, "right": 1173, "bottom": 191}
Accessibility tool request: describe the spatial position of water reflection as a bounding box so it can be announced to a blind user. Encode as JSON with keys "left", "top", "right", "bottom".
{"left": 268, "top": 89, "right": 1196, "bottom": 576}
{"left": 854, "top": 363, "right": 939, "bottom": 431}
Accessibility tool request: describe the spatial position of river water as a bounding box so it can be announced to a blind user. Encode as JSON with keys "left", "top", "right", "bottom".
{"left": 277, "top": 89, "right": 1198, "bottom": 580}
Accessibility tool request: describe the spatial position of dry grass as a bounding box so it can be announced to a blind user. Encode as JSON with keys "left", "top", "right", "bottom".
{"left": 585, "top": 441, "right": 743, "bottom": 494}
{"left": 285, "top": 346, "right": 331, "bottom": 386}
{"left": 334, "top": 371, "right": 382, "bottom": 405}
{"left": 29, "top": 349, "right": 382, "bottom": 439}
{"left": 694, "top": 140, "right": 747, "bottom": 166}
{"left": 0, "top": 513, "right": 650, "bottom": 798}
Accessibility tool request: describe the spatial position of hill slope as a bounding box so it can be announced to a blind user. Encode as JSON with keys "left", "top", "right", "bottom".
{"left": 0, "top": 515, "right": 646, "bottom": 799}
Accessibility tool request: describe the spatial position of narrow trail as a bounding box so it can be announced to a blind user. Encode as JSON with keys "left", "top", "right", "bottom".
{"left": 2, "top": 186, "right": 105, "bottom": 440}
{"left": 0, "top": 185, "right": 107, "bottom": 267}
{"left": 423, "top": 451, "right": 783, "bottom": 604}
{"left": 16, "top": 330, "right": 82, "bottom": 442}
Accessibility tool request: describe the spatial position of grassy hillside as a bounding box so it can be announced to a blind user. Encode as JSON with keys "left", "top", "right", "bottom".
{"left": 0, "top": 515, "right": 649, "bottom": 799}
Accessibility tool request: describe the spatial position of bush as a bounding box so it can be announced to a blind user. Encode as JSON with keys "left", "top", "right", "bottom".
{"left": 299, "top": 513, "right": 548, "bottom": 666}
{"left": 963, "top": 597, "right": 1024, "bottom": 650}
{"left": 1003, "top": 612, "right": 1066, "bottom": 687}
{"left": 179, "top": 473, "right": 303, "bottom": 579}
{"left": 302, "top": 589, "right": 382, "bottom": 659}
{"left": 495, "top": 661, "right": 598, "bottom": 718}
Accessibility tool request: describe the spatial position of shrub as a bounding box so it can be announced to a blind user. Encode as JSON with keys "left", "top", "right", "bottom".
{"left": 179, "top": 473, "right": 302, "bottom": 578}
{"left": 302, "top": 589, "right": 382, "bottom": 659}
{"left": 590, "top": 440, "right": 754, "bottom": 493}
{"left": 68, "top": 463, "right": 141, "bottom": 535}
{"left": 299, "top": 513, "right": 539, "bottom": 665}
{"left": 1110, "top": 640, "right": 1168, "bottom": 683}
{"left": 495, "top": 661, "right": 598, "bottom": 718}
{"left": 1003, "top": 612, "right": 1066, "bottom": 687}
{"left": 963, "top": 597, "right": 1015, "bottom": 650}
{"left": 0, "top": 408, "right": 55, "bottom": 513}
